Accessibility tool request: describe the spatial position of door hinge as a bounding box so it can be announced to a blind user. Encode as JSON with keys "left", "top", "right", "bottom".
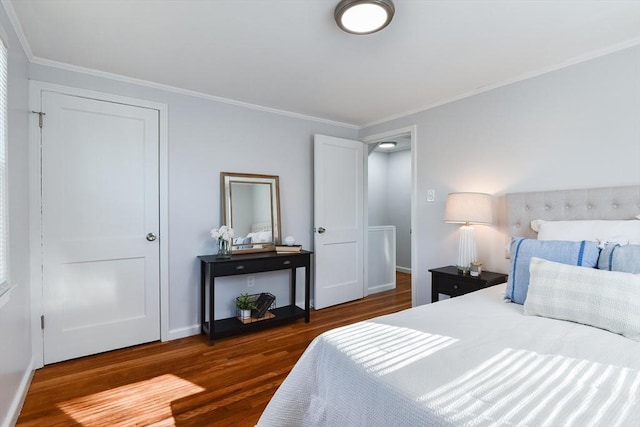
{"left": 40, "top": 315, "right": 45, "bottom": 330}
{"left": 31, "top": 111, "right": 46, "bottom": 128}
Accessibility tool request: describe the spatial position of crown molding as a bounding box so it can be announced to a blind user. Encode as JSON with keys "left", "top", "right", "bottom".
{"left": 1, "top": 0, "right": 33, "bottom": 60}
{"left": 3, "top": 0, "right": 637, "bottom": 132}
{"left": 25, "top": 35, "right": 640, "bottom": 132}
{"left": 2, "top": 0, "right": 357, "bottom": 130}
{"left": 361, "top": 38, "right": 640, "bottom": 129}
{"left": 29, "top": 56, "right": 359, "bottom": 130}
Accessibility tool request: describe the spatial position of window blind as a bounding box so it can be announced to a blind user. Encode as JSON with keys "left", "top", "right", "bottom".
{"left": 0, "top": 37, "right": 9, "bottom": 296}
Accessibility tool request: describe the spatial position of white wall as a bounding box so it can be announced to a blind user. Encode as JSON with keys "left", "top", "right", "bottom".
{"left": 360, "top": 45, "right": 640, "bottom": 306}
{"left": 367, "top": 150, "right": 412, "bottom": 270}
{"left": 27, "top": 65, "right": 358, "bottom": 333}
{"left": 387, "top": 150, "right": 411, "bottom": 270}
{"left": 367, "top": 151, "right": 389, "bottom": 225}
{"left": 0, "top": 4, "right": 32, "bottom": 426}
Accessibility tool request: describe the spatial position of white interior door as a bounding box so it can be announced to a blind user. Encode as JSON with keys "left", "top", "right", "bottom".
{"left": 41, "top": 91, "right": 160, "bottom": 364}
{"left": 314, "top": 134, "right": 364, "bottom": 309}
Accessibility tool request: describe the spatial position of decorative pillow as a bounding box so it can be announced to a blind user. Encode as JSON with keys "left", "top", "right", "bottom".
{"left": 530, "top": 219, "right": 640, "bottom": 245}
{"left": 233, "top": 236, "right": 253, "bottom": 249}
{"left": 598, "top": 244, "right": 640, "bottom": 273}
{"left": 524, "top": 257, "right": 640, "bottom": 341}
{"left": 505, "top": 237, "right": 600, "bottom": 305}
{"left": 247, "top": 231, "right": 272, "bottom": 243}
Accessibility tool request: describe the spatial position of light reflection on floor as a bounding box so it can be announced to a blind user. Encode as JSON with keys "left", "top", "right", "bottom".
{"left": 57, "top": 374, "right": 205, "bottom": 426}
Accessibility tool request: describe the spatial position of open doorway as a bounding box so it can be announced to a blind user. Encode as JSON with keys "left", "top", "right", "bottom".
{"left": 362, "top": 126, "right": 416, "bottom": 306}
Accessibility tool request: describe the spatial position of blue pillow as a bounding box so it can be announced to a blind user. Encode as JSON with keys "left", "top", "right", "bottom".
{"left": 505, "top": 238, "right": 600, "bottom": 304}
{"left": 598, "top": 244, "right": 640, "bottom": 274}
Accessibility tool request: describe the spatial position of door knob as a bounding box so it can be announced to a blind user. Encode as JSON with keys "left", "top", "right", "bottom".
{"left": 146, "top": 233, "right": 157, "bottom": 242}
{"left": 317, "top": 227, "right": 326, "bottom": 234}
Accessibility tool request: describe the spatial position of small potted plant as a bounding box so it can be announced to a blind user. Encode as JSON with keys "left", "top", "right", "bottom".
{"left": 236, "top": 293, "right": 257, "bottom": 320}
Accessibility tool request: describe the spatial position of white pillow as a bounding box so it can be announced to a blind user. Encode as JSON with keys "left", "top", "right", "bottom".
{"left": 530, "top": 219, "right": 640, "bottom": 245}
{"left": 247, "top": 231, "right": 272, "bottom": 243}
{"left": 524, "top": 257, "right": 640, "bottom": 341}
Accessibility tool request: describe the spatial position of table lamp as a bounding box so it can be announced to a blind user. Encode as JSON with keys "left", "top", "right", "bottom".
{"left": 444, "top": 192, "right": 493, "bottom": 274}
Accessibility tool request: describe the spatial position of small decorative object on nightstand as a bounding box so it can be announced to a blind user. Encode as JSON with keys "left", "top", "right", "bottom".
{"left": 470, "top": 262, "right": 482, "bottom": 277}
{"left": 429, "top": 266, "right": 507, "bottom": 303}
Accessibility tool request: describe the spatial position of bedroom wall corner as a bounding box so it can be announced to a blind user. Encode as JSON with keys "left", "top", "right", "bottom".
{"left": 0, "top": 2, "right": 34, "bottom": 426}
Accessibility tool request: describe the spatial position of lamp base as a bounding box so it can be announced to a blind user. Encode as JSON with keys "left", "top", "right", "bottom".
{"left": 456, "top": 265, "right": 470, "bottom": 275}
{"left": 457, "top": 225, "right": 477, "bottom": 274}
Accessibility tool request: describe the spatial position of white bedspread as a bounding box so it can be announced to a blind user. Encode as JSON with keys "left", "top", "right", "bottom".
{"left": 258, "top": 285, "right": 640, "bottom": 426}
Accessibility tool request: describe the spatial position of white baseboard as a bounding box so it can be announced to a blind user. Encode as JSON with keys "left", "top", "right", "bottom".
{"left": 2, "top": 357, "right": 35, "bottom": 427}
{"left": 396, "top": 266, "right": 411, "bottom": 274}
{"left": 166, "top": 325, "right": 201, "bottom": 341}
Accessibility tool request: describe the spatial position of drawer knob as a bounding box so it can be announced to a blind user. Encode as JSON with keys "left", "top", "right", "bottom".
{"left": 235, "top": 265, "right": 245, "bottom": 270}
{"left": 283, "top": 260, "right": 291, "bottom": 265}
{"left": 453, "top": 284, "right": 459, "bottom": 290}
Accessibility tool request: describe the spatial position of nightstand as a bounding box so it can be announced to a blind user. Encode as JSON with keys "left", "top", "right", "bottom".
{"left": 429, "top": 266, "right": 508, "bottom": 303}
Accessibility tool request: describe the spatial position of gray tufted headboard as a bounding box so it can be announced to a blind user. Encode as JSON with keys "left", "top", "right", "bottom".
{"left": 505, "top": 185, "right": 640, "bottom": 239}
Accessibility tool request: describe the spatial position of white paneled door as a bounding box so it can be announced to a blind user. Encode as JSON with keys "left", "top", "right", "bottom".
{"left": 313, "top": 134, "right": 364, "bottom": 309}
{"left": 40, "top": 91, "right": 160, "bottom": 364}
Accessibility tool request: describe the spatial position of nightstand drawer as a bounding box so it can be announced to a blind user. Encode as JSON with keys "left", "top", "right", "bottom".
{"left": 438, "top": 276, "right": 483, "bottom": 297}
{"left": 429, "top": 266, "right": 508, "bottom": 303}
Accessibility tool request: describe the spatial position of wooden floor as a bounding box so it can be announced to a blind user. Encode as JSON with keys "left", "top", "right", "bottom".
{"left": 17, "top": 273, "right": 411, "bottom": 427}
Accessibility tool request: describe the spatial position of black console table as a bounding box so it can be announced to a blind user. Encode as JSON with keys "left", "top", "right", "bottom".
{"left": 198, "top": 250, "right": 312, "bottom": 345}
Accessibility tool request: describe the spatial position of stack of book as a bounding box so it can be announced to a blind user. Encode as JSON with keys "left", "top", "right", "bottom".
{"left": 275, "top": 244, "right": 302, "bottom": 253}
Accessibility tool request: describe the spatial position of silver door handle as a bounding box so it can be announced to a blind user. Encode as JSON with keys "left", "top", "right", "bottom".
{"left": 317, "top": 227, "right": 326, "bottom": 234}
{"left": 146, "top": 233, "right": 157, "bottom": 241}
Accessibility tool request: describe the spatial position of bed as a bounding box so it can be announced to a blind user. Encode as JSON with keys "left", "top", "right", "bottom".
{"left": 258, "top": 185, "right": 640, "bottom": 427}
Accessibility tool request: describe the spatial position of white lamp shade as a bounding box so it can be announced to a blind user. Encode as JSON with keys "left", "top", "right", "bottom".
{"left": 444, "top": 192, "right": 493, "bottom": 225}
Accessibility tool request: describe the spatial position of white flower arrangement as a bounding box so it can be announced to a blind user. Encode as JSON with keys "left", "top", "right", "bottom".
{"left": 211, "top": 225, "right": 235, "bottom": 242}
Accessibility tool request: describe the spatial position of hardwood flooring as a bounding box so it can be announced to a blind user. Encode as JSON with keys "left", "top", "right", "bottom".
{"left": 17, "top": 273, "right": 411, "bottom": 427}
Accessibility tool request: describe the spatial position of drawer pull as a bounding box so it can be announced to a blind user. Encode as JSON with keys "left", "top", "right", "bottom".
{"left": 283, "top": 260, "right": 291, "bottom": 265}
{"left": 235, "top": 265, "right": 245, "bottom": 270}
{"left": 453, "top": 284, "right": 459, "bottom": 290}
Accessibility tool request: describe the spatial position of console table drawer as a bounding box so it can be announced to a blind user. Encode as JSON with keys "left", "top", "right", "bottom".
{"left": 213, "top": 260, "right": 265, "bottom": 276}
{"left": 264, "top": 255, "right": 307, "bottom": 270}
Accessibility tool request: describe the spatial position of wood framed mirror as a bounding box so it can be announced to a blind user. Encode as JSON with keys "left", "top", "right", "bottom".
{"left": 221, "top": 172, "right": 281, "bottom": 254}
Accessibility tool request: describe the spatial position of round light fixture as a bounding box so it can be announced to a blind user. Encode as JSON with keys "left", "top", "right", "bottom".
{"left": 378, "top": 141, "right": 397, "bottom": 149}
{"left": 334, "top": 0, "right": 395, "bottom": 35}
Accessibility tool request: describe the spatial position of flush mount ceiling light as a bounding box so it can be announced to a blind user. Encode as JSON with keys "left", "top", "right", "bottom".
{"left": 377, "top": 141, "right": 397, "bottom": 149}
{"left": 334, "top": 0, "right": 395, "bottom": 35}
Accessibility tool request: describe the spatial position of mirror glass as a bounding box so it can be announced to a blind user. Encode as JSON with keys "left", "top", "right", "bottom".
{"left": 221, "top": 172, "right": 281, "bottom": 253}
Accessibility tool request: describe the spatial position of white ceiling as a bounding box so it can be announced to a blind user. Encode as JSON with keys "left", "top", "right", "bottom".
{"left": 6, "top": 0, "right": 640, "bottom": 127}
